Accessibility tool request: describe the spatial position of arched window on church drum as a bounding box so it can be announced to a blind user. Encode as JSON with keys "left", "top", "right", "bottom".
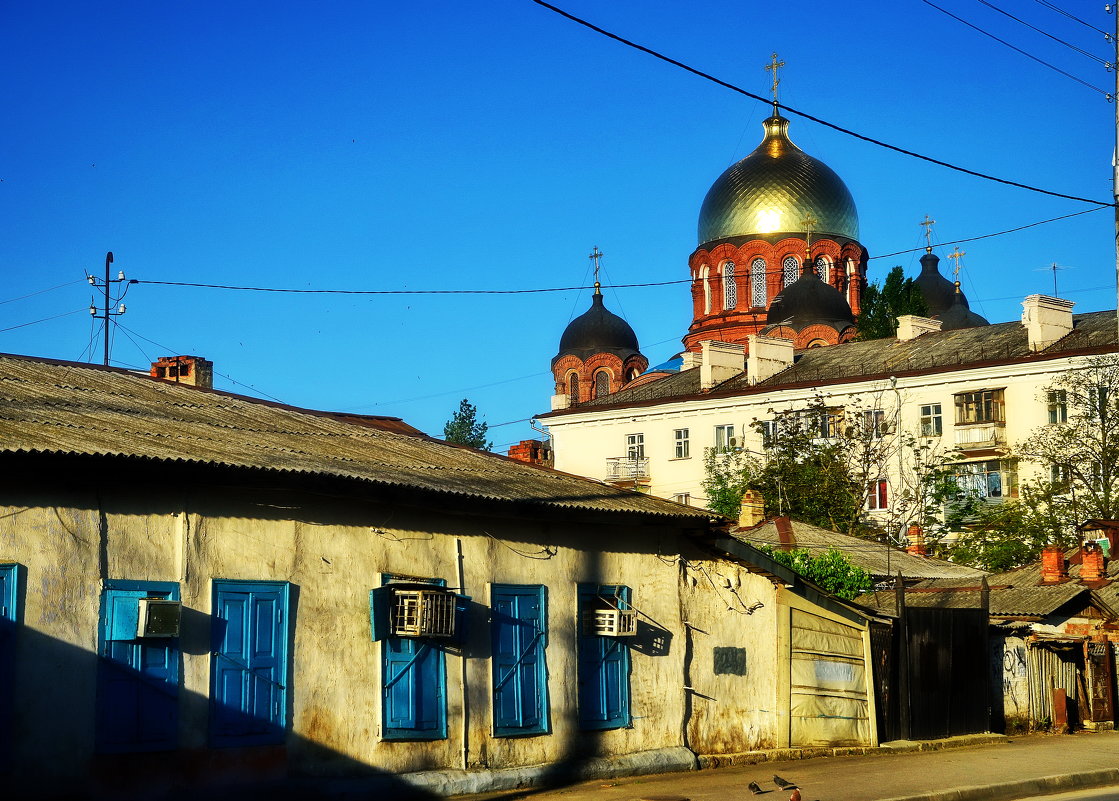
{"left": 750, "top": 258, "right": 766, "bottom": 307}
{"left": 567, "top": 372, "right": 579, "bottom": 404}
{"left": 815, "top": 256, "right": 830, "bottom": 284}
{"left": 700, "top": 265, "right": 711, "bottom": 314}
{"left": 782, "top": 256, "right": 799, "bottom": 287}
{"left": 722, "top": 262, "right": 736, "bottom": 311}
{"left": 594, "top": 370, "right": 610, "bottom": 398}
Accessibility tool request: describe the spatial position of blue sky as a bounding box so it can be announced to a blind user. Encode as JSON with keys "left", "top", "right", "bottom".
{"left": 2, "top": 1, "right": 1115, "bottom": 450}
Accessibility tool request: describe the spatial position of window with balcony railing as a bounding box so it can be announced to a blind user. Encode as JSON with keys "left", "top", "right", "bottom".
{"left": 954, "top": 389, "right": 1004, "bottom": 425}
{"left": 954, "top": 459, "right": 1017, "bottom": 499}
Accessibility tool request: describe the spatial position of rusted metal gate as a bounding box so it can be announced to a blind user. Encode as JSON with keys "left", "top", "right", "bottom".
{"left": 1084, "top": 641, "right": 1115, "bottom": 724}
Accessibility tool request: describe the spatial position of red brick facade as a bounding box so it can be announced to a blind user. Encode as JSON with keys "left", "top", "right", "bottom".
{"left": 551, "top": 352, "right": 649, "bottom": 407}
{"left": 683, "top": 237, "right": 866, "bottom": 353}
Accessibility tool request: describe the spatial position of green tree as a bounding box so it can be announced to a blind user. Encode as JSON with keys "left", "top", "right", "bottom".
{"left": 443, "top": 398, "right": 492, "bottom": 451}
{"left": 856, "top": 265, "right": 928, "bottom": 340}
{"left": 762, "top": 547, "right": 873, "bottom": 600}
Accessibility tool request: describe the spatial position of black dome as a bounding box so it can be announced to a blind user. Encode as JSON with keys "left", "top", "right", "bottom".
{"left": 766, "top": 270, "right": 855, "bottom": 332}
{"left": 916, "top": 251, "right": 968, "bottom": 316}
{"left": 554, "top": 292, "right": 641, "bottom": 363}
{"left": 935, "top": 286, "right": 989, "bottom": 330}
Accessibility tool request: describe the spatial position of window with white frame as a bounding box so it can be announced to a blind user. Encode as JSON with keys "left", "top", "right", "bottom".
{"left": 674, "top": 429, "right": 690, "bottom": 459}
{"left": 867, "top": 479, "right": 888, "bottom": 511}
{"left": 920, "top": 403, "right": 943, "bottom": 437}
{"left": 714, "top": 424, "right": 737, "bottom": 452}
{"left": 782, "top": 256, "right": 799, "bottom": 287}
{"left": 625, "top": 433, "right": 645, "bottom": 460}
{"left": 802, "top": 408, "right": 843, "bottom": 439}
{"left": 750, "top": 258, "right": 767, "bottom": 307}
{"left": 1047, "top": 390, "right": 1068, "bottom": 424}
{"left": 862, "top": 409, "right": 889, "bottom": 439}
{"left": 760, "top": 419, "right": 779, "bottom": 448}
{"left": 723, "top": 262, "right": 737, "bottom": 310}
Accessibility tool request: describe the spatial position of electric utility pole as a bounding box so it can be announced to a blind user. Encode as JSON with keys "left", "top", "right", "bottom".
{"left": 87, "top": 251, "right": 127, "bottom": 366}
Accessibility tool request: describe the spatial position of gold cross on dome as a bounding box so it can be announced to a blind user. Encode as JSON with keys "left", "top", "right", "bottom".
{"left": 765, "top": 52, "right": 785, "bottom": 106}
{"left": 948, "top": 246, "right": 966, "bottom": 280}
{"left": 920, "top": 215, "right": 936, "bottom": 250}
{"left": 589, "top": 246, "right": 603, "bottom": 292}
{"left": 801, "top": 213, "right": 818, "bottom": 255}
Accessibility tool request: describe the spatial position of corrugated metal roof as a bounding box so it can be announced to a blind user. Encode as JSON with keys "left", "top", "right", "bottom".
{"left": 0, "top": 353, "right": 713, "bottom": 521}
{"left": 733, "top": 518, "right": 984, "bottom": 581}
{"left": 552, "top": 310, "right": 1116, "bottom": 414}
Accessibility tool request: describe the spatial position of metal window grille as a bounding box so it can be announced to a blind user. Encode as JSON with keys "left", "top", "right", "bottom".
{"left": 390, "top": 589, "right": 456, "bottom": 638}
{"left": 582, "top": 606, "right": 637, "bottom": 637}
{"left": 782, "top": 256, "right": 799, "bottom": 287}
{"left": 750, "top": 258, "right": 767, "bottom": 307}
{"left": 723, "top": 262, "right": 736, "bottom": 310}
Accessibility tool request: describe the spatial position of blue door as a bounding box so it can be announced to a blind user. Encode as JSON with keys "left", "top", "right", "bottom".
{"left": 577, "top": 584, "right": 631, "bottom": 730}
{"left": 96, "top": 580, "right": 180, "bottom": 752}
{"left": 491, "top": 585, "right": 548, "bottom": 736}
{"left": 0, "top": 564, "right": 22, "bottom": 763}
{"left": 210, "top": 581, "right": 290, "bottom": 747}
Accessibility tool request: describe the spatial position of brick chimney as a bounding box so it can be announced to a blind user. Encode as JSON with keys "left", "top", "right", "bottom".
{"left": 905, "top": 523, "right": 927, "bottom": 556}
{"left": 150, "top": 355, "right": 213, "bottom": 389}
{"left": 1021, "top": 295, "right": 1074, "bottom": 352}
{"left": 1080, "top": 540, "right": 1106, "bottom": 581}
{"left": 738, "top": 489, "right": 765, "bottom": 528}
{"left": 1040, "top": 545, "right": 1068, "bottom": 584}
{"left": 507, "top": 439, "right": 552, "bottom": 467}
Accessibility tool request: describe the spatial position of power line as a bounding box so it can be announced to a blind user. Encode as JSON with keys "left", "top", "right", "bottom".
{"left": 1034, "top": 0, "right": 1110, "bottom": 38}
{"left": 115, "top": 322, "right": 289, "bottom": 404}
{"left": 531, "top": 0, "right": 1113, "bottom": 206}
{"left": 976, "top": 0, "right": 1111, "bottom": 67}
{"left": 920, "top": 0, "right": 1110, "bottom": 96}
{"left": 0, "top": 279, "right": 84, "bottom": 306}
{"left": 0, "top": 308, "right": 87, "bottom": 334}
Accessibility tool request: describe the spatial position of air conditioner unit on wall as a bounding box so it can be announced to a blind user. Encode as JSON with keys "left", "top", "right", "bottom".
{"left": 136, "top": 598, "right": 181, "bottom": 638}
{"left": 582, "top": 605, "right": 637, "bottom": 637}
{"left": 390, "top": 588, "right": 457, "bottom": 638}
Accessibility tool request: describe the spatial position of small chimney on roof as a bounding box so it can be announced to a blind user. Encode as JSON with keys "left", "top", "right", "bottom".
{"left": 1040, "top": 545, "right": 1068, "bottom": 584}
{"left": 507, "top": 439, "right": 552, "bottom": 467}
{"left": 150, "top": 355, "right": 213, "bottom": 389}
{"left": 738, "top": 489, "right": 765, "bottom": 528}
{"left": 1080, "top": 539, "right": 1107, "bottom": 581}
{"left": 905, "top": 523, "right": 927, "bottom": 556}
{"left": 699, "top": 340, "right": 745, "bottom": 390}
{"left": 1022, "top": 295, "right": 1074, "bottom": 352}
{"left": 746, "top": 334, "right": 794, "bottom": 385}
{"left": 896, "top": 315, "right": 942, "bottom": 342}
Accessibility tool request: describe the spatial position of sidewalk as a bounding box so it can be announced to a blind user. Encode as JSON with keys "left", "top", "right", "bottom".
{"left": 454, "top": 731, "right": 1119, "bottom": 801}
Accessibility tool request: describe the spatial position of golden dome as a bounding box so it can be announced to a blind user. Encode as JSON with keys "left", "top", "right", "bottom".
{"left": 697, "top": 113, "right": 859, "bottom": 245}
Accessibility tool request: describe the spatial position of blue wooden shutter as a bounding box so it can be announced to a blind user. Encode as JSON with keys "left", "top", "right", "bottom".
{"left": 577, "top": 584, "right": 631, "bottom": 730}
{"left": 96, "top": 581, "right": 180, "bottom": 752}
{"left": 379, "top": 577, "right": 447, "bottom": 740}
{"left": 491, "top": 585, "right": 547, "bottom": 736}
{"left": 210, "top": 581, "right": 289, "bottom": 747}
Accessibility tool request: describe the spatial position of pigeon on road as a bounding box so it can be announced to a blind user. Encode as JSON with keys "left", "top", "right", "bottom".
{"left": 774, "top": 774, "right": 798, "bottom": 790}
{"left": 748, "top": 781, "right": 765, "bottom": 794}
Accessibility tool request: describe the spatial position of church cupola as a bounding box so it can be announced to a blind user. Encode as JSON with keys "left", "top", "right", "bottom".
{"left": 683, "top": 55, "right": 867, "bottom": 354}
{"left": 916, "top": 243, "right": 988, "bottom": 330}
{"left": 551, "top": 248, "right": 648, "bottom": 410}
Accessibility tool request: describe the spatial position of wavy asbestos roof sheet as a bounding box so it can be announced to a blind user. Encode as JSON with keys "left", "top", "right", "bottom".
{"left": 733, "top": 518, "right": 984, "bottom": 580}
{"left": 0, "top": 354, "right": 711, "bottom": 521}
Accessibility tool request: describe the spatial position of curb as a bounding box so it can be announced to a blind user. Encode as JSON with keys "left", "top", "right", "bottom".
{"left": 878, "top": 768, "right": 1119, "bottom": 801}
{"left": 696, "top": 734, "right": 1008, "bottom": 770}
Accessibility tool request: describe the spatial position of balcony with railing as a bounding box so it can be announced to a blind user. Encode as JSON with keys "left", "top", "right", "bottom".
{"left": 954, "top": 422, "right": 1006, "bottom": 452}
{"left": 605, "top": 456, "right": 650, "bottom": 487}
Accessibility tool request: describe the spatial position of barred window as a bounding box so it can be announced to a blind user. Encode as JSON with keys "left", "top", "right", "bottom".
{"left": 815, "top": 256, "right": 829, "bottom": 283}
{"left": 750, "top": 258, "right": 767, "bottom": 307}
{"left": 723, "top": 262, "right": 737, "bottom": 310}
{"left": 594, "top": 371, "right": 610, "bottom": 398}
{"left": 782, "top": 256, "right": 799, "bottom": 287}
